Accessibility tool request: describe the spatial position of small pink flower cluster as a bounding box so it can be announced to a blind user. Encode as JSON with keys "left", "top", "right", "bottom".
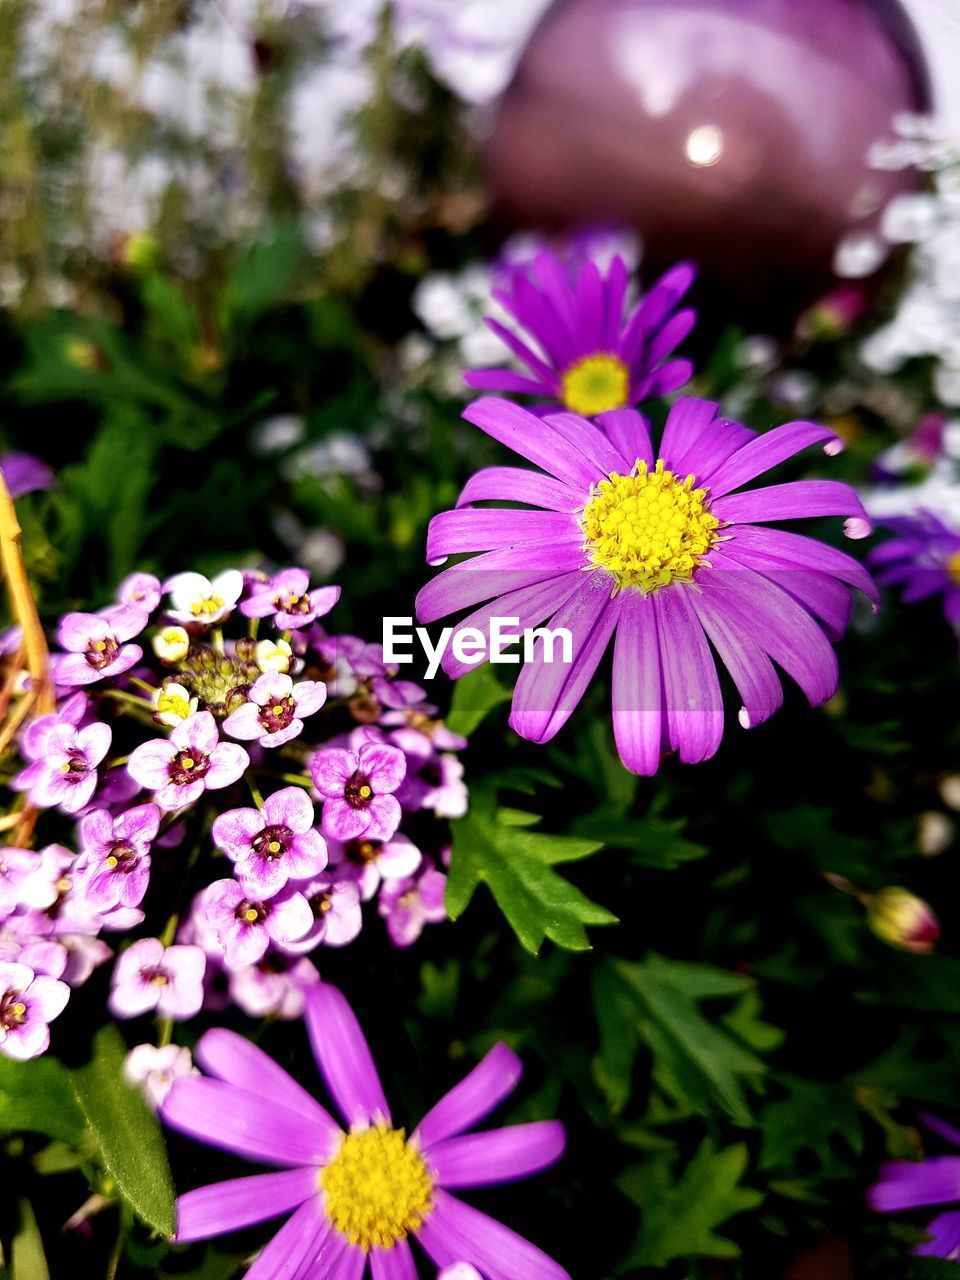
{"left": 0, "top": 567, "right": 467, "bottom": 1058}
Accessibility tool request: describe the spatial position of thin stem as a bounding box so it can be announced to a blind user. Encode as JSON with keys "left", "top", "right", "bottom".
{"left": 127, "top": 676, "right": 157, "bottom": 695}
{"left": 274, "top": 771, "right": 314, "bottom": 789}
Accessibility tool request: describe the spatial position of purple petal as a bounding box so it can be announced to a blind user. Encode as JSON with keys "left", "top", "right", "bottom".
{"left": 658, "top": 398, "right": 722, "bottom": 475}
{"left": 688, "top": 577, "right": 784, "bottom": 730}
{"left": 265, "top": 891, "right": 313, "bottom": 944}
{"left": 311, "top": 749, "right": 356, "bottom": 798}
{"left": 869, "top": 1158, "right": 960, "bottom": 1212}
{"left": 173, "top": 710, "right": 219, "bottom": 755}
{"left": 509, "top": 573, "right": 619, "bottom": 744}
{"left": 0, "top": 452, "right": 55, "bottom": 498}
{"left": 917, "top": 1209, "right": 960, "bottom": 1259}
{"left": 711, "top": 480, "right": 870, "bottom": 529}
{"left": 416, "top": 1044, "right": 522, "bottom": 1148}
{"left": 418, "top": 1191, "right": 571, "bottom": 1280}
{"left": 304, "top": 983, "right": 391, "bottom": 1128}
{"left": 707, "top": 420, "right": 843, "bottom": 498}
{"left": 595, "top": 409, "right": 654, "bottom": 467}
{"left": 176, "top": 1168, "right": 319, "bottom": 1242}
{"left": 725, "top": 524, "right": 878, "bottom": 605}
{"left": 128, "top": 740, "right": 177, "bottom": 790}
{"left": 429, "top": 1121, "right": 565, "bottom": 1189}
{"left": 25, "top": 975, "right": 70, "bottom": 1022}
{"left": 417, "top": 551, "right": 584, "bottom": 627}
{"left": 463, "top": 367, "right": 554, "bottom": 397}
{"left": 327, "top": 1244, "right": 367, "bottom": 1280}
{"left": 292, "top": 681, "right": 326, "bottom": 718}
{"left": 161, "top": 1078, "right": 335, "bottom": 1167}
{"left": 245, "top": 1197, "right": 332, "bottom": 1280}
{"left": 357, "top": 744, "right": 406, "bottom": 793}
{"left": 455, "top": 467, "right": 582, "bottom": 513}
{"left": 205, "top": 743, "right": 250, "bottom": 789}
{"left": 369, "top": 1240, "right": 418, "bottom": 1280}
{"left": 222, "top": 704, "right": 265, "bottom": 741}
{"left": 539, "top": 411, "right": 632, "bottom": 479}
{"left": 611, "top": 592, "right": 663, "bottom": 776}
{"left": 195, "top": 1027, "right": 341, "bottom": 1139}
{"left": 212, "top": 807, "right": 264, "bottom": 858}
{"left": 364, "top": 794, "right": 403, "bottom": 842}
{"left": 263, "top": 786, "right": 316, "bottom": 832}
{"left": 653, "top": 588, "right": 724, "bottom": 765}
{"left": 426, "top": 510, "right": 577, "bottom": 564}
{"left": 460, "top": 398, "right": 602, "bottom": 489}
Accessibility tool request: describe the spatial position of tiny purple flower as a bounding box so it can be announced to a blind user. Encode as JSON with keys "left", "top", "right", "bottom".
{"left": 13, "top": 721, "right": 112, "bottom": 814}
{"left": 0, "top": 961, "right": 69, "bottom": 1059}
{"left": 222, "top": 673, "right": 326, "bottom": 748}
{"left": 0, "top": 452, "right": 55, "bottom": 498}
{"left": 397, "top": 745, "right": 469, "bottom": 820}
{"left": 327, "top": 831, "right": 421, "bottom": 901}
{"left": 53, "top": 604, "right": 148, "bottom": 687}
{"left": 203, "top": 880, "right": 312, "bottom": 968}
{"left": 109, "top": 938, "right": 206, "bottom": 1020}
{"left": 117, "top": 572, "right": 162, "bottom": 613}
{"left": 212, "top": 787, "right": 327, "bottom": 897}
{"left": 18, "top": 692, "right": 89, "bottom": 762}
{"left": 281, "top": 874, "right": 363, "bottom": 951}
{"left": 380, "top": 704, "right": 468, "bottom": 751}
{"left": 127, "top": 711, "right": 249, "bottom": 811}
{"left": 125, "top": 1043, "right": 197, "bottom": 1110}
{"left": 311, "top": 741, "right": 406, "bottom": 841}
{"left": 379, "top": 865, "right": 448, "bottom": 947}
{"left": 0, "top": 848, "right": 41, "bottom": 913}
{"left": 241, "top": 567, "right": 340, "bottom": 631}
{"left": 228, "top": 953, "right": 320, "bottom": 1020}
{"left": 74, "top": 803, "right": 160, "bottom": 911}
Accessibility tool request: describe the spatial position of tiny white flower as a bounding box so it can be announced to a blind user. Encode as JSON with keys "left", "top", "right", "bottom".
{"left": 153, "top": 682, "right": 199, "bottom": 726}
{"left": 124, "top": 1043, "right": 197, "bottom": 1110}
{"left": 152, "top": 625, "right": 190, "bottom": 664}
{"left": 256, "top": 638, "right": 293, "bottom": 674}
{"left": 165, "top": 570, "right": 244, "bottom": 626}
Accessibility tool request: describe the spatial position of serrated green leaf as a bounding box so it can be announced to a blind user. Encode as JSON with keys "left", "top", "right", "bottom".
{"left": 573, "top": 808, "right": 708, "bottom": 869}
{"left": 0, "top": 1054, "right": 85, "bottom": 1144}
{"left": 446, "top": 800, "right": 616, "bottom": 955}
{"left": 617, "top": 1139, "right": 762, "bottom": 1270}
{"left": 594, "top": 955, "right": 772, "bottom": 1123}
{"left": 72, "top": 1026, "right": 175, "bottom": 1236}
{"left": 11, "top": 1199, "right": 49, "bottom": 1280}
{"left": 446, "top": 663, "right": 512, "bottom": 736}
{"left": 758, "top": 1075, "right": 863, "bottom": 1175}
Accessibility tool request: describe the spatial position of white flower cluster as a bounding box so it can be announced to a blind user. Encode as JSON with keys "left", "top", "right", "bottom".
{"left": 855, "top": 115, "right": 960, "bottom": 405}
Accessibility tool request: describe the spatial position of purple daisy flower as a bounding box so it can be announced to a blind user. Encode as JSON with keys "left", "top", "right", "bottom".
{"left": 222, "top": 672, "right": 326, "bottom": 748}
{"left": 109, "top": 937, "right": 206, "bottom": 1021}
{"left": 202, "top": 880, "right": 313, "bottom": 968}
{"left": 379, "top": 864, "right": 448, "bottom": 948}
{"left": 13, "top": 720, "right": 112, "bottom": 814}
{"left": 52, "top": 604, "right": 148, "bottom": 687}
{"left": 161, "top": 983, "right": 569, "bottom": 1278}
{"left": 327, "top": 832, "right": 422, "bottom": 901}
{"left": 869, "top": 511, "right": 960, "bottom": 634}
{"left": 281, "top": 874, "right": 363, "bottom": 951}
{"left": 869, "top": 1115, "right": 960, "bottom": 1260}
{"left": 0, "top": 961, "right": 70, "bottom": 1060}
{"left": 311, "top": 741, "right": 407, "bottom": 842}
{"left": 241, "top": 567, "right": 341, "bottom": 631}
{"left": 74, "top": 803, "right": 160, "bottom": 912}
{"left": 418, "top": 396, "right": 877, "bottom": 776}
{"left": 212, "top": 787, "right": 328, "bottom": 898}
{"left": 127, "top": 711, "right": 249, "bottom": 810}
{"left": 464, "top": 251, "right": 695, "bottom": 416}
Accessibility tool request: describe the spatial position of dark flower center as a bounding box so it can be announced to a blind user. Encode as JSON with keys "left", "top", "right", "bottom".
{"left": 140, "top": 966, "right": 170, "bottom": 987}
{"left": 344, "top": 770, "right": 374, "bottom": 809}
{"left": 86, "top": 635, "right": 119, "bottom": 670}
{"left": 346, "top": 838, "right": 381, "bottom": 865}
{"left": 169, "top": 750, "right": 210, "bottom": 787}
{"left": 420, "top": 762, "right": 442, "bottom": 788}
{"left": 309, "top": 890, "right": 334, "bottom": 919}
{"left": 236, "top": 899, "right": 268, "bottom": 926}
{"left": 0, "top": 988, "right": 28, "bottom": 1031}
{"left": 251, "top": 825, "right": 293, "bottom": 860}
{"left": 279, "top": 592, "right": 312, "bottom": 615}
{"left": 105, "top": 842, "right": 139, "bottom": 872}
{"left": 64, "top": 754, "right": 90, "bottom": 775}
{"left": 258, "top": 694, "right": 297, "bottom": 733}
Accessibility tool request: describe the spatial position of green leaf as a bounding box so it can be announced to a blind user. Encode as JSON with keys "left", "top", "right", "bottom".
{"left": 446, "top": 789, "right": 616, "bottom": 955}
{"left": 11, "top": 1199, "right": 50, "bottom": 1280}
{"left": 617, "top": 1139, "right": 762, "bottom": 1270}
{"left": 71, "top": 1026, "right": 176, "bottom": 1236}
{"left": 0, "top": 1055, "right": 85, "bottom": 1144}
{"left": 758, "top": 1075, "right": 864, "bottom": 1176}
{"left": 446, "top": 664, "right": 512, "bottom": 736}
{"left": 593, "top": 955, "right": 772, "bottom": 1124}
{"left": 573, "top": 808, "right": 708, "bottom": 869}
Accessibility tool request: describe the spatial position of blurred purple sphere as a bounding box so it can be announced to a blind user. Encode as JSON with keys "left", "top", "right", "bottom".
{"left": 486, "top": 0, "right": 930, "bottom": 319}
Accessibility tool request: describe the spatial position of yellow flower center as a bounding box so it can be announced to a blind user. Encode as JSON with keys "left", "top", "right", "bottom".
{"left": 358, "top": 784, "right": 372, "bottom": 800}
{"left": 191, "top": 595, "right": 223, "bottom": 617}
{"left": 948, "top": 550, "right": 960, "bottom": 588}
{"left": 581, "top": 459, "right": 720, "bottom": 594}
{"left": 10, "top": 1002, "right": 26, "bottom": 1018}
{"left": 157, "top": 691, "right": 192, "bottom": 720}
{"left": 321, "top": 1124, "right": 434, "bottom": 1251}
{"left": 561, "top": 354, "right": 630, "bottom": 416}
{"left": 244, "top": 907, "right": 260, "bottom": 923}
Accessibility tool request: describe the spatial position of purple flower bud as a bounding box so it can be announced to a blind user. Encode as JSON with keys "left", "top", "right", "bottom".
{"left": 867, "top": 887, "right": 941, "bottom": 954}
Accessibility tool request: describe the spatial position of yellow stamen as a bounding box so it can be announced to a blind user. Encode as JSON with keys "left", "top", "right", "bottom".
{"left": 244, "top": 908, "right": 260, "bottom": 923}
{"left": 91, "top": 640, "right": 107, "bottom": 652}
{"left": 561, "top": 353, "right": 630, "bottom": 416}
{"left": 581, "top": 458, "right": 719, "bottom": 594}
{"left": 106, "top": 855, "right": 118, "bottom": 869}
{"left": 949, "top": 550, "right": 960, "bottom": 589}
{"left": 10, "top": 1002, "right": 26, "bottom": 1018}
{"left": 157, "top": 692, "right": 191, "bottom": 720}
{"left": 181, "top": 757, "right": 195, "bottom": 770}
{"left": 190, "top": 595, "right": 224, "bottom": 617}
{"left": 268, "top": 840, "right": 281, "bottom": 854}
{"left": 358, "top": 784, "right": 372, "bottom": 800}
{"left": 321, "top": 1125, "right": 434, "bottom": 1251}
